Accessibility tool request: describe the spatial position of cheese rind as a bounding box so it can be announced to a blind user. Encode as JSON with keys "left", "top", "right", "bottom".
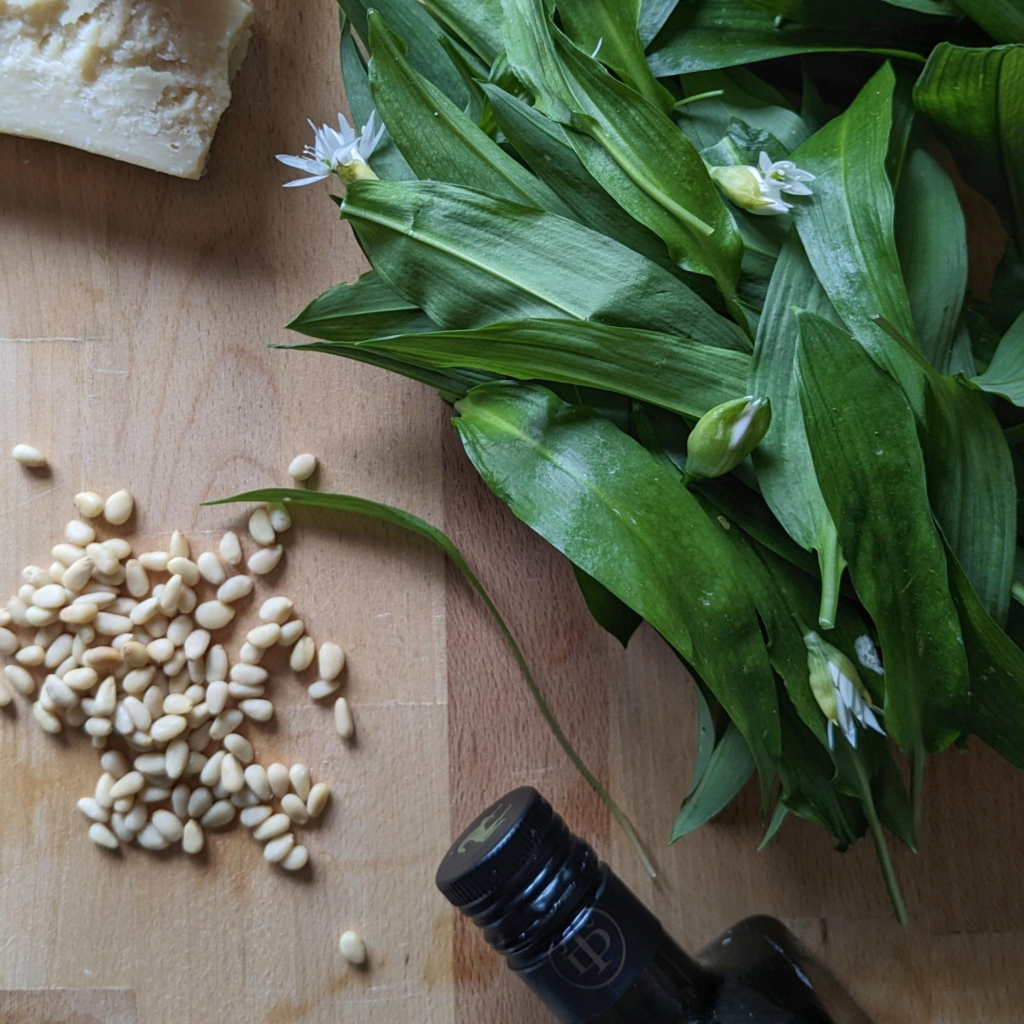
{"left": 0, "top": 0, "right": 254, "bottom": 179}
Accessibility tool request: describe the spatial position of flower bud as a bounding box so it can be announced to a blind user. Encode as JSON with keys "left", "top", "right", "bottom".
{"left": 685, "top": 396, "right": 771, "bottom": 481}
{"left": 709, "top": 165, "right": 782, "bottom": 214}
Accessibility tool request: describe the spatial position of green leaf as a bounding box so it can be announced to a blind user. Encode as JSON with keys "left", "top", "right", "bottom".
{"left": 638, "top": 0, "right": 679, "bottom": 45}
{"left": 913, "top": 43, "right": 1024, "bottom": 250}
{"left": 291, "top": 318, "right": 750, "bottom": 416}
{"left": 973, "top": 310, "right": 1024, "bottom": 405}
{"left": 877, "top": 0, "right": 959, "bottom": 13}
{"left": 795, "top": 311, "right": 970, "bottom": 754}
{"left": 791, "top": 63, "right": 927, "bottom": 418}
{"left": 758, "top": 801, "right": 788, "bottom": 849}
{"left": 895, "top": 146, "right": 968, "bottom": 373}
{"left": 453, "top": 382, "right": 782, "bottom": 799}
{"left": 952, "top": 0, "right": 1024, "bottom": 43}
{"left": 337, "top": 0, "right": 468, "bottom": 106}
{"left": 686, "top": 683, "right": 718, "bottom": 798}
{"left": 749, "top": 231, "right": 845, "bottom": 628}
{"left": 558, "top": 0, "right": 675, "bottom": 112}
{"left": 339, "top": 179, "right": 745, "bottom": 347}
{"left": 286, "top": 271, "right": 437, "bottom": 342}
{"left": 646, "top": 0, "right": 931, "bottom": 75}
{"left": 420, "top": 0, "right": 504, "bottom": 63}
{"left": 367, "top": 14, "right": 569, "bottom": 212}
{"left": 670, "top": 722, "right": 755, "bottom": 842}
{"left": 700, "top": 118, "right": 789, "bottom": 168}
{"left": 572, "top": 565, "right": 643, "bottom": 646}
{"left": 207, "top": 486, "right": 653, "bottom": 874}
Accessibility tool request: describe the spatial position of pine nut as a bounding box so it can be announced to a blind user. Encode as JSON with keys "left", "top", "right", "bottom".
{"left": 129, "top": 729, "right": 154, "bottom": 749}
{"left": 239, "top": 804, "right": 272, "bottom": 828}
{"left": 101, "top": 751, "right": 130, "bottom": 778}
{"left": 52, "top": 543, "right": 85, "bottom": 567}
{"left": 12, "top": 443, "right": 47, "bottom": 467}
{"left": 267, "top": 502, "right": 292, "bottom": 533}
{"left": 165, "top": 740, "right": 188, "bottom": 781}
{"left": 123, "top": 559, "right": 149, "bottom": 598}
{"left": 94, "top": 677, "right": 117, "bottom": 716}
{"left": 248, "top": 508, "right": 276, "bottom": 546}
{"left": 281, "top": 793, "right": 309, "bottom": 825}
{"left": 163, "top": 693, "right": 192, "bottom": 716}
{"left": 141, "top": 786, "right": 172, "bottom": 804}
{"left": 279, "top": 619, "right": 305, "bottom": 646}
{"left": 122, "top": 667, "right": 155, "bottom": 696}
{"left": 136, "top": 823, "right": 169, "bottom": 850}
{"left": 63, "top": 557, "right": 95, "bottom": 592}
{"left": 243, "top": 764, "right": 272, "bottom": 801}
{"left": 32, "top": 584, "right": 67, "bottom": 610}
{"left": 224, "top": 733, "right": 254, "bottom": 764}
{"left": 7, "top": 597, "right": 30, "bottom": 627}
{"left": 64, "top": 520, "right": 96, "bottom": 546}
{"left": 77, "top": 796, "right": 110, "bottom": 823}
{"left": 169, "top": 530, "right": 190, "bottom": 559}
{"left": 239, "top": 698, "right": 273, "bottom": 722}
{"left": 23, "top": 565, "right": 49, "bottom": 587}
{"left": 185, "top": 751, "right": 208, "bottom": 776}
{"left": 220, "top": 753, "right": 245, "bottom": 793}
{"left": 210, "top": 709, "right": 244, "bottom": 740}
{"left": 230, "top": 663, "right": 267, "bottom": 686}
{"left": 16, "top": 644, "right": 45, "bottom": 667}
{"left": 167, "top": 557, "right": 200, "bottom": 586}
{"left": 205, "top": 680, "right": 228, "bottom": 715}
{"left": 182, "top": 819, "right": 205, "bottom": 853}
{"left": 146, "top": 613, "right": 169, "bottom": 639}
{"left": 217, "top": 575, "right": 253, "bottom": 603}
{"left": 219, "top": 531, "right": 242, "bottom": 566}
{"left": 288, "top": 763, "right": 311, "bottom": 801}
{"left": 139, "top": 551, "right": 169, "bottom": 572}
{"left": 88, "top": 822, "right": 119, "bottom": 849}
{"left": 167, "top": 615, "right": 193, "bottom": 647}
{"left": 151, "top": 715, "right": 187, "bottom": 742}
{"left": 104, "top": 490, "right": 134, "bottom": 526}
{"left": 247, "top": 623, "right": 281, "bottom": 649}
{"left": 159, "top": 575, "right": 183, "bottom": 615}
{"left": 85, "top": 716, "right": 112, "bottom": 737}
{"left": 205, "top": 644, "right": 228, "bottom": 683}
{"left": 268, "top": 763, "right": 290, "bottom": 799}
{"left": 135, "top": 752, "right": 166, "bottom": 776}
{"left": 73, "top": 492, "right": 104, "bottom": 518}
{"left": 288, "top": 453, "right": 317, "bottom": 481}
{"left": 339, "top": 931, "right": 366, "bottom": 965}
{"left": 0, "top": 681, "right": 13, "bottom": 707}
{"left": 125, "top": 696, "right": 153, "bottom": 731}
{"left": 26, "top": 606, "right": 59, "bottom": 627}
{"left": 248, "top": 546, "right": 283, "bottom": 576}
{"left": 281, "top": 845, "right": 309, "bottom": 872}
{"left": 124, "top": 803, "right": 148, "bottom": 831}
{"left": 239, "top": 642, "right": 263, "bottom": 665}
{"left": 111, "top": 812, "right": 137, "bottom": 843}
{"left": 201, "top": 800, "right": 236, "bottom": 829}
{"left": 334, "top": 697, "right": 354, "bottom": 739}
{"left": 5, "top": 664, "right": 37, "bottom": 696}
{"left": 290, "top": 636, "right": 315, "bottom": 672}
{"left": 252, "top": 813, "right": 290, "bottom": 842}
{"left": 264, "top": 833, "right": 295, "bottom": 863}
{"left": 194, "top": 552, "right": 224, "bottom": 587}
{"left": 171, "top": 784, "right": 191, "bottom": 818}
{"left": 32, "top": 700, "right": 62, "bottom": 732}
{"left": 83, "top": 646, "right": 121, "bottom": 672}
{"left": 149, "top": 809, "right": 183, "bottom": 842}
{"left": 60, "top": 602, "right": 96, "bottom": 625}
{"left": 145, "top": 638, "right": 172, "bottom": 664}
{"left": 95, "top": 612, "right": 133, "bottom": 636}
{"left": 195, "top": 601, "right": 234, "bottom": 630}
{"left": 121, "top": 642, "right": 149, "bottom": 670}
{"left": 228, "top": 681, "right": 264, "bottom": 700}
{"left": 0, "top": 626, "right": 18, "bottom": 656}
{"left": 318, "top": 642, "right": 345, "bottom": 681}
{"left": 187, "top": 788, "right": 213, "bottom": 819}
{"left": 110, "top": 772, "right": 145, "bottom": 800}
{"left": 307, "top": 783, "right": 330, "bottom": 818}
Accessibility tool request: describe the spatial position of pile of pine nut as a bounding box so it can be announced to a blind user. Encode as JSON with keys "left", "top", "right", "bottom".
{"left": 0, "top": 477, "right": 354, "bottom": 870}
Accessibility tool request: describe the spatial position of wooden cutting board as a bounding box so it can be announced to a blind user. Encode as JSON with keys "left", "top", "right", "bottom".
{"left": 1, "top": 4, "right": 1022, "bottom": 1022}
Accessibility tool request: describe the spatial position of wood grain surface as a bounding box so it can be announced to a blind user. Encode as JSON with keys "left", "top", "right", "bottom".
{"left": 1, "top": 4, "right": 1022, "bottom": 1023}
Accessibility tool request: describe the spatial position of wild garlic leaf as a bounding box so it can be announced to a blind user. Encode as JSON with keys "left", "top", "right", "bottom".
{"left": 453, "top": 381, "right": 782, "bottom": 802}
{"left": 206, "top": 487, "right": 651, "bottom": 873}
{"left": 291, "top": 318, "right": 750, "bottom": 416}
{"left": 796, "top": 311, "right": 970, "bottom": 755}
{"left": 367, "top": 13, "right": 570, "bottom": 212}
{"left": 572, "top": 565, "right": 643, "bottom": 647}
{"left": 914, "top": 43, "right": 1024, "bottom": 250}
{"left": 972, "top": 311, "right": 1024, "bottom": 406}
{"left": 419, "top": 0, "right": 504, "bottom": 64}
{"left": 945, "top": 0, "right": 1024, "bottom": 47}
{"left": 339, "top": 179, "right": 744, "bottom": 348}
{"left": 686, "top": 683, "right": 719, "bottom": 800}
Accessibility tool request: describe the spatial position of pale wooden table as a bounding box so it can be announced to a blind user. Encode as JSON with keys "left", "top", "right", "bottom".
{"left": 1, "top": 4, "right": 1022, "bottom": 1022}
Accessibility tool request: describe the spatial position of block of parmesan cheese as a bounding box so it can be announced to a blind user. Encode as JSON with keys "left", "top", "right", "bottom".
{"left": 0, "top": 0, "right": 254, "bottom": 179}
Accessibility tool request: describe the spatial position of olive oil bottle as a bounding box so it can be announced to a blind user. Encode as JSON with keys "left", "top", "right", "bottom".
{"left": 436, "top": 788, "right": 872, "bottom": 1024}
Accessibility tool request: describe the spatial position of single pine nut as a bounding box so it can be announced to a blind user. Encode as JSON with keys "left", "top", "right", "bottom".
{"left": 147, "top": 809, "right": 182, "bottom": 843}
{"left": 94, "top": 612, "right": 133, "bottom": 636}
{"left": 201, "top": 800, "right": 236, "bottom": 829}
{"left": 110, "top": 812, "right": 136, "bottom": 843}
{"left": 159, "top": 575, "right": 183, "bottom": 615}
{"left": 289, "top": 763, "right": 311, "bottom": 801}
{"left": 264, "top": 833, "right": 295, "bottom": 863}
{"left": 63, "top": 557, "right": 95, "bottom": 592}
{"left": 123, "top": 667, "right": 156, "bottom": 696}
{"left": 230, "top": 663, "right": 267, "bottom": 685}
{"left": 83, "top": 646, "right": 121, "bottom": 672}
{"left": 95, "top": 773, "right": 117, "bottom": 809}
{"left": 288, "top": 453, "right": 317, "bottom": 481}
{"left": 247, "top": 623, "right": 281, "bottom": 649}
{"left": 334, "top": 697, "right": 354, "bottom": 739}
{"left": 73, "top": 492, "right": 104, "bottom": 518}
{"left": 129, "top": 597, "right": 158, "bottom": 626}
{"left": 187, "top": 659, "right": 206, "bottom": 685}
{"left": 147, "top": 638, "right": 175, "bottom": 664}
{"left": 26, "top": 606, "right": 59, "bottom": 627}
{"left": 248, "top": 508, "right": 276, "bottom": 546}
{"left": 61, "top": 602, "right": 97, "bottom": 625}
{"left": 105, "top": 536, "right": 132, "bottom": 559}
{"left": 146, "top": 613, "right": 169, "bottom": 638}
{"left": 239, "top": 698, "right": 273, "bottom": 722}
{"left": 16, "top": 644, "right": 45, "bottom": 667}
{"left": 5, "top": 664, "right": 37, "bottom": 695}
{"left": 224, "top": 733, "right": 254, "bottom": 763}
{"left": 88, "top": 822, "right": 119, "bottom": 849}
{"left": 151, "top": 715, "right": 188, "bottom": 742}
{"left": 209, "top": 709, "right": 244, "bottom": 740}
{"left": 281, "top": 845, "right": 309, "bottom": 872}
{"left": 194, "top": 551, "right": 225, "bottom": 586}
{"left": 219, "top": 531, "right": 242, "bottom": 566}
{"left": 279, "top": 619, "right": 305, "bottom": 646}
{"left": 243, "top": 764, "right": 272, "bottom": 801}
{"left": 216, "top": 575, "right": 253, "bottom": 604}
{"left": 52, "top": 543, "right": 86, "bottom": 567}
{"left": 12, "top": 443, "right": 47, "bottom": 467}
{"left": 247, "top": 545, "right": 283, "bottom": 576}
{"left": 239, "top": 642, "right": 264, "bottom": 665}
{"left": 195, "top": 601, "right": 234, "bottom": 630}
{"left": 163, "top": 693, "right": 193, "bottom": 716}
{"left": 228, "top": 681, "right": 264, "bottom": 700}
{"left": 33, "top": 700, "right": 62, "bottom": 732}
{"left": 182, "top": 819, "right": 205, "bottom": 853}
{"left": 7, "top": 597, "right": 30, "bottom": 627}
{"left": 183, "top": 629, "right": 211, "bottom": 661}
{"left": 252, "top": 813, "right": 290, "bottom": 841}
{"left": 136, "top": 823, "right": 169, "bottom": 850}
{"left": 77, "top": 797, "right": 110, "bottom": 822}
{"left": 281, "top": 793, "right": 310, "bottom": 825}
{"left": 135, "top": 752, "right": 166, "bottom": 776}
{"left": 124, "top": 803, "right": 148, "bottom": 831}
{"left": 122, "top": 642, "right": 150, "bottom": 670}
{"left": 65, "top": 520, "right": 96, "bottom": 546}
{"left": 167, "top": 615, "right": 193, "bottom": 648}
{"left": 221, "top": 753, "right": 245, "bottom": 794}
{"left": 339, "top": 931, "right": 366, "bottom": 965}
{"left": 166, "top": 740, "right": 189, "bottom": 780}
{"left": 141, "top": 786, "right": 171, "bottom": 803}
{"left": 170, "top": 784, "right": 190, "bottom": 818}
{"left": 290, "top": 636, "right": 315, "bottom": 672}
{"left": 85, "top": 716, "right": 112, "bottom": 737}
{"left": 185, "top": 751, "right": 208, "bottom": 775}
{"left": 307, "top": 783, "right": 330, "bottom": 818}
{"left": 167, "top": 557, "right": 200, "bottom": 586}
{"left": 188, "top": 788, "right": 214, "bottom": 819}
{"left": 319, "top": 642, "right": 345, "bottom": 681}
{"left": 184, "top": 683, "right": 206, "bottom": 704}
{"left": 268, "top": 762, "right": 290, "bottom": 799}
{"left": 240, "top": 804, "right": 272, "bottom": 828}
{"left": 94, "top": 677, "right": 117, "bottom": 716}
{"left": 101, "top": 750, "right": 130, "bottom": 778}
{"left": 169, "top": 530, "right": 190, "bottom": 559}
{"left": 139, "top": 551, "right": 169, "bottom": 572}
{"left": 0, "top": 626, "right": 18, "bottom": 656}
{"left": 122, "top": 559, "right": 149, "bottom": 598}
{"left": 267, "top": 502, "right": 292, "bottom": 533}
{"left": 206, "top": 645, "right": 228, "bottom": 682}
{"left": 104, "top": 490, "right": 134, "bottom": 526}
{"left": 205, "top": 680, "right": 228, "bottom": 715}
{"left": 32, "top": 584, "right": 68, "bottom": 610}
{"left": 110, "top": 771, "right": 145, "bottom": 800}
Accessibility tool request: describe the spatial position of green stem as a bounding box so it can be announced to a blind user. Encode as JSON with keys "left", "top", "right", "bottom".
{"left": 816, "top": 525, "right": 845, "bottom": 631}
{"left": 910, "top": 743, "right": 925, "bottom": 848}
{"left": 850, "top": 746, "right": 909, "bottom": 925}
{"left": 674, "top": 89, "right": 725, "bottom": 109}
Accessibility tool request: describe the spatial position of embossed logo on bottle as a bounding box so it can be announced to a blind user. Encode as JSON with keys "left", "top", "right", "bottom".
{"left": 549, "top": 910, "right": 627, "bottom": 990}
{"left": 457, "top": 803, "right": 511, "bottom": 855}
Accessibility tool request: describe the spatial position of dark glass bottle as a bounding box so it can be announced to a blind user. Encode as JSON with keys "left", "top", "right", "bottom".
{"left": 436, "top": 787, "right": 873, "bottom": 1024}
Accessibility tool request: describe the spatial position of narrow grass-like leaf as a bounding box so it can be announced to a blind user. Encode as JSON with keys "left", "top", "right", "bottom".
{"left": 206, "top": 487, "right": 653, "bottom": 874}
{"left": 950, "top": 0, "right": 1024, "bottom": 47}
{"left": 638, "top": 0, "right": 680, "bottom": 46}
{"left": 454, "top": 382, "right": 782, "bottom": 800}
{"left": 291, "top": 318, "right": 749, "bottom": 415}
{"left": 973, "top": 310, "right": 1024, "bottom": 406}
{"left": 420, "top": 0, "right": 504, "bottom": 63}
{"left": 339, "top": 179, "right": 745, "bottom": 347}
{"left": 796, "top": 311, "right": 970, "bottom": 755}
{"left": 687, "top": 683, "right": 718, "bottom": 798}
{"left": 670, "top": 722, "right": 754, "bottom": 842}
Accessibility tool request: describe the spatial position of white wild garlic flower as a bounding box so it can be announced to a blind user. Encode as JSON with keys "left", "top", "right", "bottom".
{"left": 710, "top": 150, "right": 815, "bottom": 216}
{"left": 276, "top": 111, "right": 385, "bottom": 187}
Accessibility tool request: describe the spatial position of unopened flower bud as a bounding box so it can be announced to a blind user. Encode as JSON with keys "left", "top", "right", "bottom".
{"left": 685, "top": 396, "right": 771, "bottom": 481}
